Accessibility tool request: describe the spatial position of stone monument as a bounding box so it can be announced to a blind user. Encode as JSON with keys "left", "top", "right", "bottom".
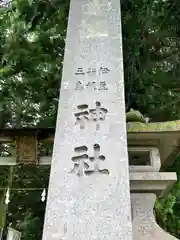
{"left": 42, "top": 0, "right": 133, "bottom": 239}
{"left": 127, "top": 121, "right": 178, "bottom": 239}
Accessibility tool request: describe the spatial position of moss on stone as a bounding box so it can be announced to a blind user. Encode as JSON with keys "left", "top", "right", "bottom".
{"left": 127, "top": 120, "right": 180, "bottom": 132}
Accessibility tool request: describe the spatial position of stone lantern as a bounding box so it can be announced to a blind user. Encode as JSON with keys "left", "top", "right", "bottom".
{"left": 127, "top": 120, "right": 180, "bottom": 239}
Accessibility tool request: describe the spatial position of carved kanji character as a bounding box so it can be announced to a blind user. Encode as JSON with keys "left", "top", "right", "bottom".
{"left": 75, "top": 68, "right": 85, "bottom": 75}
{"left": 99, "top": 67, "right": 110, "bottom": 75}
{"left": 85, "top": 144, "right": 109, "bottom": 175}
{"left": 74, "top": 104, "right": 89, "bottom": 129}
{"left": 70, "top": 144, "right": 109, "bottom": 177}
{"left": 75, "top": 80, "right": 84, "bottom": 90}
{"left": 70, "top": 146, "right": 89, "bottom": 177}
{"left": 86, "top": 80, "right": 97, "bottom": 90}
{"left": 87, "top": 68, "right": 96, "bottom": 75}
{"left": 98, "top": 81, "right": 108, "bottom": 91}
{"left": 89, "top": 101, "right": 108, "bottom": 130}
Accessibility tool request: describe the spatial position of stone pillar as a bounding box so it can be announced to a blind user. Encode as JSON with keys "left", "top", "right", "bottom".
{"left": 42, "top": 0, "right": 133, "bottom": 239}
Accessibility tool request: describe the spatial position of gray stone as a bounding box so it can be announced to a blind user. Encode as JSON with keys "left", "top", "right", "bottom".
{"left": 129, "top": 147, "right": 161, "bottom": 172}
{"left": 131, "top": 193, "right": 178, "bottom": 240}
{"left": 42, "top": 0, "right": 132, "bottom": 239}
{"left": 130, "top": 172, "right": 177, "bottom": 197}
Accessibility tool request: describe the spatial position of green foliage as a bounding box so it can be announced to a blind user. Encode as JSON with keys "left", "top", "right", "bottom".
{"left": 122, "top": 0, "right": 180, "bottom": 121}
{"left": 155, "top": 156, "right": 180, "bottom": 239}
{"left": 6, "top": 190, "right": 47, "bottom": 240}
{"left": 4, "top": 166, "right": 50, "bottom": 239}
{"left": 0, "top": 0, "right": 69, "bottom": 128}
{"left": 155, "top": 182, "right": 180, "bottom": 239}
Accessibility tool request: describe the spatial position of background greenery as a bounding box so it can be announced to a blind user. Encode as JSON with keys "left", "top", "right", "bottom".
{"left": 0, "top": 0, "right": 180, "bottom": 239}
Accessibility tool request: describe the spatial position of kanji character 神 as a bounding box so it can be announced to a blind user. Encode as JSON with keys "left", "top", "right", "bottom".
{"left": 89, "top": 101, "right": 108, "bottom": 130}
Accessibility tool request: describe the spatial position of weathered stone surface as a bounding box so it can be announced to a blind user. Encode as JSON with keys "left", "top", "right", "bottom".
{"left": 127, "top": 125, "right": 180, "bottom": 169}
{"left": 131, "top": 193, "right": 178, "bottom": 240}
{"left": 42, "top": 0, "right": 132, "bottom": 239}
{"left": 129, "top": 147, "right": 161, "bottom": 172}
{"left": 127, "top": 120, "right": 180, "bottom": 132}
{"left": 130, "top": 172, "right": 177, "bottom": 197}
